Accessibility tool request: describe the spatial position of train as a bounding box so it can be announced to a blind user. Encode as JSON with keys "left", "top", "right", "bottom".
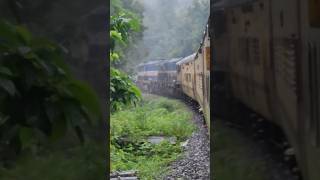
{"left": 212, "top": 0, "right": 320, "bottom": 179}
{"left": 136, "top": 24, "right": 211, "bottom": 126}
{"left": 136, "top": 58, "right": 182, "bottom": 95}
{"left": 137, "top": 0, "right": 320, "bottom": 179}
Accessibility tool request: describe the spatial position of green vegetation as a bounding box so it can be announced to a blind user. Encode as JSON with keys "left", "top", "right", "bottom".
{"left": 0, "top": 20, "right": 104, "bottom": 179}
{"left": 0, "top": 1, "right": 106, "bottom": 179}
{"left": 110, "top": 0, "right": 143, "bottom": 112}
{"left": 0, "top": 138, "right": 105, "bottom": 180}
{"left": 0, "top": 20, "right": 101, "bottom": 163}
{"left": 111, "top": 95, "right": 195, "bottom": 179}
{"left": 213, "top": 120, "right": 268, "bottom": 180}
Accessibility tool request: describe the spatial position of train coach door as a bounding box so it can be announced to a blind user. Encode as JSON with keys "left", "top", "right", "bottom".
{"left": 193, "top": 60, "right": 197, "bottom": 99}
{"left": 271, "top": 0, "right": 300, "bottom": 131}
{"left": 298, "top": 0, "right": 320, "bottom": 179}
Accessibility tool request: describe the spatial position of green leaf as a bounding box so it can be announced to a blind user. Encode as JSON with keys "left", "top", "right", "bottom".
{"left": 63, "top": 100, "right": 86, "bottom": 126}
{"left": 19, "top": 127, "right": 34, "bottom": 149}
{"left": 0, "top": 67, "right": 13, "bottom": 77}
{"left": 0, "top": 20, "right": 19, "bottom": 46}
{"left": 110, "top": 52, "right": 120, "bottom": 62}
{"left": 68, "top": 80, "right": 102, "bottom": 122}
{"left": 50, "top": 118, "right": 67, "bottom": 142}
{"left": 74, "top": 126, "right": 85, "bottom": 144}
{"left": 16, "top": 25, "right": 32, "bottom": 44}
{"left": 110, "top": 30, "right": 123, "bottom": 44}
{"left": 130, "top": 84, "right": 142, "bottom": 98}
{"left": 0, "top": 78, "right": 16, "bottom": 96}
{"left": 129, "top": 18, "right": 141, "bottom": 31}
{"left": 0, "top": 114, "right": 9, "bottom": 126}
{"left": 17, "top": 46, "right": 32, "bottom": 55}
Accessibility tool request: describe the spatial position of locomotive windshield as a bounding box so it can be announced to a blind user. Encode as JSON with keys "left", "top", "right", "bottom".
{"left": 164, "top": 62, "right": 177, "bottom": 71}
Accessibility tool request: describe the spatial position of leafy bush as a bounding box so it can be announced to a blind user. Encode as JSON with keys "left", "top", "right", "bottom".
{"left": 110, "top": 10, "right": 142, "bottom": 113}
{"left": 110, "top": 68, "right": 141, "bottom": 112}
{"left": 0, "top": 20, "right": 101, "bottom": 161}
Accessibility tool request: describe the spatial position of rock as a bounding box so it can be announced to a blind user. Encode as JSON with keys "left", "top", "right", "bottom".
{"left": 147, "top": 136, "right": 177, "bottom": 144}
{"left": 168, "top": 137, "right": 177, "bottom": 144}
{"left": 147, "top": 136, "right": 165, "bottom": 144}
{"left": 110, "top": 170, "right": 138, "bottom": 179}
{"left": 118, "top": 170, "right": 137, "bottom": 177}
{"left": 180, "top": 139, "right": 189, "bottom": 148}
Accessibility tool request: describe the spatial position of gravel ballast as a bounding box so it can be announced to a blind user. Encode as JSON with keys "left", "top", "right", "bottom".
{"left": 164, "top": 100, "right": 210, "bottom": 180}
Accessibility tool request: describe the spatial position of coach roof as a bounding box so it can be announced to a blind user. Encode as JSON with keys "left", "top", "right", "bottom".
{"left": 213, "top": 0, "right": 256, "bottom": 10}
{"left": 176, "top": 53, "right": 196, "bottom": 65}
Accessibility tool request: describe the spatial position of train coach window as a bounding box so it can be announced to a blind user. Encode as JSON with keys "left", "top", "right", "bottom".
{"left": 232, "top": 17, "right": 237, "bottom": 24}
{"left": 280, "top": 11, "right": 284, "bottom": 28}
{"left": 206, "top": 76, "right": 210, "bottom": 103}
{"left": 251, "top": 38, "right": 260, "bottom": 65}
{"left": 205, "top": 47, "right": 211, "bottom": 71}
{"left": 308, "top": 42, "right": 320, "bottom": 147}
{"left": 309, "top": 0, "right": 320, "bottom": 27}
{"left": 259, "top": 2, "right": 264, "bottom": 10}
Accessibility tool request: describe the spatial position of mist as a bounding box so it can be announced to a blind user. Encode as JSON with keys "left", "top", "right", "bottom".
{"left": 122, "top": 0, "right": 209, "bottom": 73}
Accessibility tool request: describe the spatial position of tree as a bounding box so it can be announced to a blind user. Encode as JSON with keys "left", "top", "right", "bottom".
{"left": 110, "top": 1, "right": 143, "bottom": 112}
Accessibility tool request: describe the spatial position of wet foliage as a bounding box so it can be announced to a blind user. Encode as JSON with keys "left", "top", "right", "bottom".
{"left": 0, "top": 21, "right": 101, "bottom": 165}
{"left": 110, "top": 0, "right": 143, "bottom": 112}
{"left": 110, "top": 95, "right": 194, "bottom": 179}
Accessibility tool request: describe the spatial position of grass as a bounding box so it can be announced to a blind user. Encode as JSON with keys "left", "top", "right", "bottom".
{"left": 110, "top": 94, "right": 195, "bottom": 179}
{"left": 0, "top": 139, "right": 105, "bottom": 180}
{"left": 213, "top": 119, "right": 269, "bottom": 180}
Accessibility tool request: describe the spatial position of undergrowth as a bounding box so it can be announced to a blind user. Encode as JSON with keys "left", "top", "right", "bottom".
{"left": 213, "top": 119, "right": 268, "bottom": 180}
{"left": 111, "top": 94, "right": 194, "bottom": 179}
{"left": 0, "top": 138, "right": 105, "bottom": 180}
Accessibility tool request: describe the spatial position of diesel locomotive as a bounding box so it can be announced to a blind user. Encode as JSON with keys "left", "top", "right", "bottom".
{"left": 137, "top": 24, "right": 211, "bottom": 126}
